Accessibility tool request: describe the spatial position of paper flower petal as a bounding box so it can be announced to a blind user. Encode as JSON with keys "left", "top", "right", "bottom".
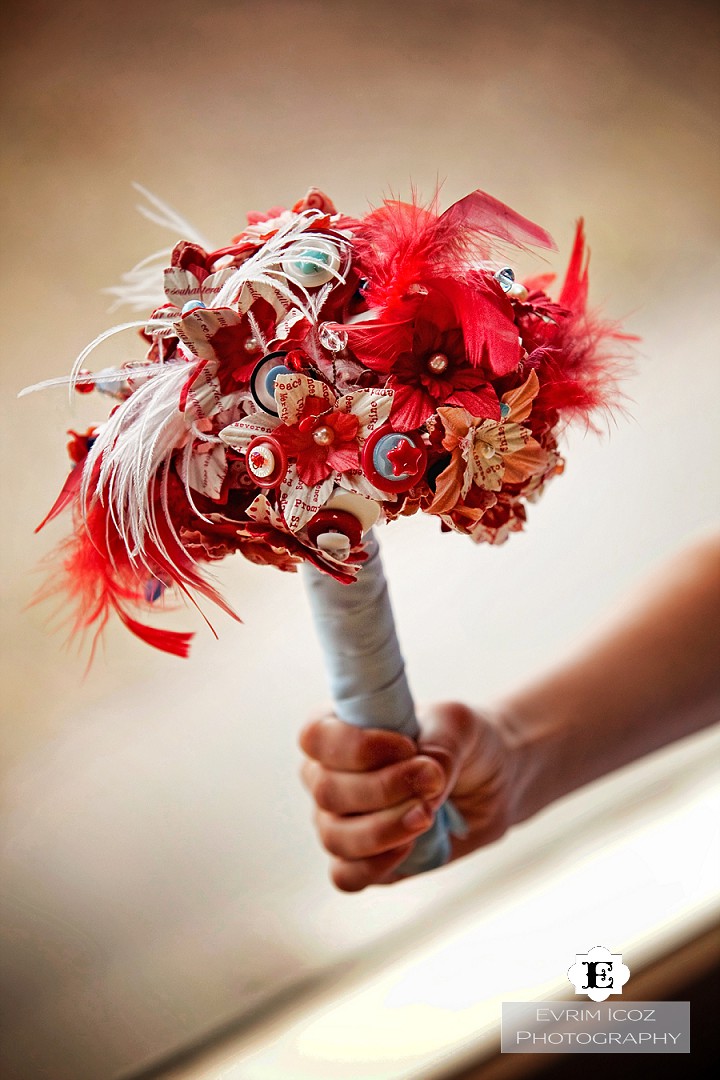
{"left": 502, "top": 369, "right": 540, "bottom": 423}
{"left": 280, "top": 467, "right": 336, "bottom": 532}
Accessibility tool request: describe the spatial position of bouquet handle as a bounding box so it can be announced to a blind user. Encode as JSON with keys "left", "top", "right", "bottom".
{"left": 302, "top": 531, "right": 461, "bottom": 876}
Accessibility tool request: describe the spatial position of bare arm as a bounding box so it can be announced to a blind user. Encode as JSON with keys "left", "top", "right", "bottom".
{"left": 301, "top": 534, "right": 720, "bottom": 890}
{"left": 502, "top": 533, "right": 720, "bottom": 824}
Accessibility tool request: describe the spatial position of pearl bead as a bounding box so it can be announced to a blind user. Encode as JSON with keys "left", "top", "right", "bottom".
{"left": 427, "top": 352, "right": 449, "bottom": 374}
{"left": 244, "top": 336, "right": 260, "bottom": 353}
{"left": 481, "top": 443, "right": 496, "bottom": 460}
{"left": 312, "top": 425, "right": 335, "bottom": 446}
{"left": 508, "top": 282, "right": 528, "bottom": 302}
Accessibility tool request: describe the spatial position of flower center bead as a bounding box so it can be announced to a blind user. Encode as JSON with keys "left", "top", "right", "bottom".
{"left": 312, "top": 424, "right": 335, "bottom": 446}
{"left": 427, "top": 352, "right": 449, "bottom": 374}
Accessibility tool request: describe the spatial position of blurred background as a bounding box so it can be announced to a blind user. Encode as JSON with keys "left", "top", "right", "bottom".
{"left": 1, "top": 2, "right": 718, "bottom": 1078}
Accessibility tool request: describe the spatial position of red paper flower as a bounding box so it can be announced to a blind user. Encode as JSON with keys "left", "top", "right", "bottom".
{"left": 176, "top": 304, "right": 279, "bottom": 389}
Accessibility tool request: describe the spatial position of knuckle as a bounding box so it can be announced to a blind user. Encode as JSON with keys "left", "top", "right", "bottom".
{"left": 379, "top": 764, "right": 409, "bottom": 804}
{"left": 299, "top": 759, "right": 314, "bottom": 792}
{"left": 354, "top": 740, "right": 378, "bottom": 771}
{"left": 439, "top": 700, "right": 476, "bottom": 739}
{"left": 358, "top": 732, "right": 414, "bottom": 770}
{"left": 313, "top": 772, "right": 339, "bottom": 811}
{"left": 315, "top": 813, "right": 346, "bottom": 858}
{"left": 331, "top": 860, "right": 367, "bottom": 893}
{"left": 298, "top": 721, "right": 323, "bottom": 760}
{"left": 299, "top": 713, "right": 342, "bottom": 762}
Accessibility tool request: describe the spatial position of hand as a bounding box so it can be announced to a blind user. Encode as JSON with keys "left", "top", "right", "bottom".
{"left": 302, "top": 537, "right": 720, "bottom": 892}
{"left": 299, "top": 702, "right": 520, "bottom": 891}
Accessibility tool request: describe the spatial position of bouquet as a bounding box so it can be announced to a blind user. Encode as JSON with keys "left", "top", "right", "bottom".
{"left": 30, "top": 186, "right": 624, "bottom": 655}
{"left": 26, "top": 185, "right": 628, "bottom": 872}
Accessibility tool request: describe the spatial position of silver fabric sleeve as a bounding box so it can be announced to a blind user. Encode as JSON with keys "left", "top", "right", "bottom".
{"left": 301, "top": 530, "right": 456, "bottom": 875}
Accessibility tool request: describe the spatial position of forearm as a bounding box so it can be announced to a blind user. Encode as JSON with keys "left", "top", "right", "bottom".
{"left": 498, "top": 534, "right": 720, "bottom": 823}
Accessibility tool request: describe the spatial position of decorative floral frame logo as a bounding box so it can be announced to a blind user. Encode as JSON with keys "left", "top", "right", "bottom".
{"left": 567, "top": 945, "right": 631, "bottom": 1002}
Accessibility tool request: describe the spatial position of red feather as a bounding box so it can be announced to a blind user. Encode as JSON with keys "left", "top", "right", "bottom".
{"left": 439, "top": 189, "right": 556, "bottom": 252}
{"left": 558, "top": 220, "right": 589, "bottom": 312}
{"left": 515, "top": 219, "right": 636, "bottom": 428}
{"left": 116, "top": 609, "right": 193, "bottom": 658}
{"left": 352, "top": 190, "right": 553, "bottom": 374}
{"left": 35, "top": 463, "right": 84, "bottom": 533}
{"left": 438, "top": 278, "right": 521, "bottom": 375}
{"left": 36, "top": 472, "right": 247, "bottom": 658}
{"left": 342, "top": 318, "right": 414, "bottom": 371}
{"left": 352, "top": 193, "right": 473, "bottom": 319}
{"left": 35, "top": 499, "right": 197, "bottom": 658}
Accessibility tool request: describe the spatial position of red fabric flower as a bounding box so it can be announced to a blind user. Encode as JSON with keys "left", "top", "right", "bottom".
{"left": 388, "top": 317, "right": 501, "bottom": 430}
{"left": 273, "top": 396, "right": 361, "bottom": 486}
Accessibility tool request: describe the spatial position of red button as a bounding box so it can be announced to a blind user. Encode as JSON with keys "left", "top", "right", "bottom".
{"left": 245, "top": 435, "right": 287, "bottom": 488}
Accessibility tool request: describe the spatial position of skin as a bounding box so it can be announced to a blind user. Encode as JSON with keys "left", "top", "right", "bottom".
{"left": 300, "top": 533, "right": 720, "bottom": 892}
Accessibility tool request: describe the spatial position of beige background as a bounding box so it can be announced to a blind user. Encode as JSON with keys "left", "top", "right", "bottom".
{"left": 1, "top": 2, "right": 718, "bottom": 1078}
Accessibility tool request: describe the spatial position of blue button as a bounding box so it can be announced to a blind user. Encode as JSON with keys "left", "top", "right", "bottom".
{"left": 264, "top": 364, "right": 293, "bottom": 396}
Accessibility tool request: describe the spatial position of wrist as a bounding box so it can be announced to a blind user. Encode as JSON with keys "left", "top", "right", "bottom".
{"left": 492, "top": 685, "right": 580, "bottom": 826}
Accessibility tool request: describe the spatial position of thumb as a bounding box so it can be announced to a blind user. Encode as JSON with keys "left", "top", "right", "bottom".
{"left": 415, "top": 702, "right": 479, "bottom": 809}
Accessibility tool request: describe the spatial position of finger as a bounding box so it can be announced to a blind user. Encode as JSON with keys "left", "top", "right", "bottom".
{"left": 301, "top": 755, "right": 445, "bottom": 813}
{"left": 315, "top": 798, "right": 434, "bottom": 859}
{"left": 329, "top": 843, "right": 416, "bottom": 893}
{"left": 299, "top": 713, "right": 417, "bottom": 771}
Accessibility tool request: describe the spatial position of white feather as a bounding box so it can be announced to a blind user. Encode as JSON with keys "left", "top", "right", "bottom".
{"left": 103, "top": 184, "right": 210, "bottom": 313}
{"left": 131, "top": 183, "right": 210, "bottom": 249}
{"left": 103, "top": 248, "right": 172, "bottom": 313}
{"left": 66, "top": 316, "right": 176, "bottom": 403}
{"left": 81, "top": 360, "right": 199, "bottom": 579}
{"left": 211, "top": 210, "right": 351, "bottom": 319}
